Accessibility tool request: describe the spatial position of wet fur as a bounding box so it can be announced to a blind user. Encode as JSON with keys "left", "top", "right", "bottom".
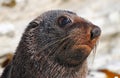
{"left": 1, "top": 10, "right": 100, "bottom": 78}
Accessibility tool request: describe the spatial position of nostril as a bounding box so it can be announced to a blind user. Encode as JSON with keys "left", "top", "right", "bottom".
{"left": 91, "top": 27, "right": 101, "bottom": 40}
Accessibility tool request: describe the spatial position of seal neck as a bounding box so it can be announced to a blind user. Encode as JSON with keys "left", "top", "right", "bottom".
{"left": 38, "top": 59, "right": 88, "bottom": 78}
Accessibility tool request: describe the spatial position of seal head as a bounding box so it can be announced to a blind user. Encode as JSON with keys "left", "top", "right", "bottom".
{"left": 1, "top": 10, "right": 101, "bottom": 78}
{"left": 31, "top": 10, "right": 101, "bottom": 67}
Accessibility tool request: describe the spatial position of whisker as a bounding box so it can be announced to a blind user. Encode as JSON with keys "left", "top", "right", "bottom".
{"left": 33, "top": 36, "right": 69, "bottom": 57}
{"left": 39, "top": 35, "right": 71, "bottom": 53}
{"left": 91, "top": 39, "right": 99, "bottom": 64}
{"left": 36, "top": 35, "right": 71, "bottom": 69}
{"left": 53, "top": 37, "right": 71, "bottom": 57}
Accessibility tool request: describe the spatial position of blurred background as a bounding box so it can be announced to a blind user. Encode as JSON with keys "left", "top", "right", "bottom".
{"left": 0, "top": 0, "right": 120, "bottom": 78}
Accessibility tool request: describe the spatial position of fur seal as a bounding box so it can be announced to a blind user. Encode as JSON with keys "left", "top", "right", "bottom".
{"left": 1, "top": 10, "right": 101, "bottom": 78}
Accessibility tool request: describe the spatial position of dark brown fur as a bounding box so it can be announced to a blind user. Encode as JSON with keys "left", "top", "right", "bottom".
{"left": 1, "top": 10, "right": 101, "bottom": 78}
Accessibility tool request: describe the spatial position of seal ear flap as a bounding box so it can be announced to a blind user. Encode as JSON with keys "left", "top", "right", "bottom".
{"left": 25, "top": 21, "right": 39, "bottom": 32}
{"left": 28, "top": 21, "right": 39, "bottom": 29}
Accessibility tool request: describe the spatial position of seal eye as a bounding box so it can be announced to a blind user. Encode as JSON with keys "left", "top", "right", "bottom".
{"left": 58, "top": 16, "right": 72, "bottom": 27}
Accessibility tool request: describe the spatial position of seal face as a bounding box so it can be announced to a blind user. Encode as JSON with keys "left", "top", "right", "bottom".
{"left": 55, "top": 14, "right": 101, "bottom": 67}
{"left": 36, "top": 10, "right": 101, "bottom": 67}
{"left": 1, "top": 10, "right": 101, "bottom": 78}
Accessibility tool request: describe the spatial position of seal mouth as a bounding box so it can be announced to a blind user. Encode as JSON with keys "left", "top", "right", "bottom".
{"left": 72, "top": 44, "right": 92, "bottom": 53}
{"left": 68, "top": 44, "right": 92, "bottom": 63}
{"left": 55, "top": 38, "right": 95, "bottom": 67}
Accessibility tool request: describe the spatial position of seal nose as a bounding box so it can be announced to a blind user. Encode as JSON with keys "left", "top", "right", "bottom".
{"left": 91, "top": 27, "right": 101, "bottom": 39}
